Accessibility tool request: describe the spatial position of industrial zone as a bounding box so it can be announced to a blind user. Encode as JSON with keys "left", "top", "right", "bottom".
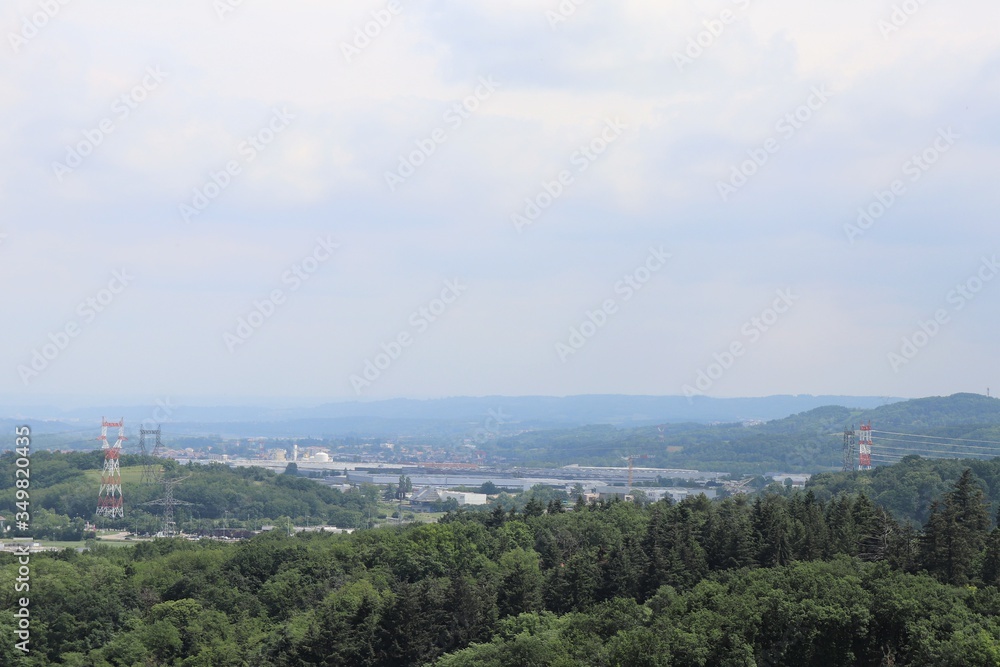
{"left": 0, "top": 413, "right": 898, "bottom": 553}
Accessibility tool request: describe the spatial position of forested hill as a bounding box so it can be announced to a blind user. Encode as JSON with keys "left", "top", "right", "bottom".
{"left": 0, "top": 451, "right": 378, "bottom": 538}
{"left": 808, "top": 455, "right": 1000, "bottom": 526}
{"left": 5, "top": 465, "right": 1000, "bottom": 665}
{"left": 488, "top": 393, "right": 1000, "bottom": 473}
{"left": 866, "top": 392, "right": 1000, "bottom": 428}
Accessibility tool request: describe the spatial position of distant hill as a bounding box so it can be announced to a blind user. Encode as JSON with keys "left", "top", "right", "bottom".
{"left": 487, "top": 393, "right": 1000, "bottom": 474}
{"left": 11, "top": 394, "right": 999, "bottom": 473}
{"left": 0, "top": 394, "right": 901, "bottom": 444}
{"left": 861, "top": 392, "right": 1000, "bottom": 428}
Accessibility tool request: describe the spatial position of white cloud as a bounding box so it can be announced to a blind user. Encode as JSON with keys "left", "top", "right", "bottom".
{"left": 1, "top": 0, "right": 998, "bottom": 400}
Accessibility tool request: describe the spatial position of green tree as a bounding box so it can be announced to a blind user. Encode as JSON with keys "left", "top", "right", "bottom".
{"left": 287, "top": 580, "right": 386, "bottom": 666}
{"left": 399, "top": 474, "right": 413, "bottom": 496}
{"left": 643, "top": 500, "right": 708, "bottom": 592}
{"left": 498, "top": 549, "right": 543, "bottom": 618}
{"left": 704, "top": 496, "right": 756, "bottom": 570}
{"left": 522, "top": 497, "right": 544, "bottom": 519}
{"left": 753, "top": 495, "right": 792, "bottom": 567}
{"left": 789, "top": 490, "right": 828, "bottom": 561}
{"left": 920, "top": 469, "right": 991, "bottom": 584}
{"left": 982, "top": 528, "right": 1000, "bottom": 586}
{"left": 487, "top": 505, "right": 507, "bottom": 528}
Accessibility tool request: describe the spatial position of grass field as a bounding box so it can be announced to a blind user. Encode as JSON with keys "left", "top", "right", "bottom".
{"left": 82, "top": 465, "right": 158, "bottom": 484}
{"left": 8, "top": 539, "right": 137, "bottom": 550}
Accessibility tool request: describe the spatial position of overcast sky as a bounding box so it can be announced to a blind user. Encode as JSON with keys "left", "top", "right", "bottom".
{"left": 1, "top": 0, "right": 998, "bottom": 406}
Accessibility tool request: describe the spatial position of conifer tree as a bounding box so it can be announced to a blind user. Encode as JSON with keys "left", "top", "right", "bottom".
{"left": 920, "top": 469, "right": 991, "bottom": 584}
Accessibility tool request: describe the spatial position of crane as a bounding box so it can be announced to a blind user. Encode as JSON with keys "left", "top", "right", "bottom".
{"left": 621, "top": 453, "right": 649, "bottom": 489}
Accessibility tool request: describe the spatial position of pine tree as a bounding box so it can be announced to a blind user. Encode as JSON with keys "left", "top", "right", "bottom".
{"left": 981, "top": 528, "right": 1000, "bottom": 586}
{"left": 859, "top": 506, "right": 899, "bottom": 562}
{"left": 790, "top": 490, "right": 828, "bottom": 561}
{"left": 487, "top": 505, "right": 507, "bottom": 528}
{"left": 522, "top": 497, "right": 545, "bottom": 518}
{"left": 825, "top": 494, "right": 857, "bottom": 557}
{"left": 753, "top": 495, "right": 793, "bottom": 567}
{"left": 704, "top": 497, "right": 756, "bottom": 570}
{"left": 643, "top": 502, "right": 708, "bottom": 592}
{"left": 920, "top": 469, "right": 991, "bottom": 584}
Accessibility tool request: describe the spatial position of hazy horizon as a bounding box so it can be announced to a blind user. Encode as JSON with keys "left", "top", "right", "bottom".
{"left": 0, "top": 390, "right": 919, "bottom": 411}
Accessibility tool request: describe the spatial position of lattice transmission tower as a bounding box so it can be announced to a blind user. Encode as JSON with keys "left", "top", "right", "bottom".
{"left": 138, "top": 426, "right": 163, "bottom": 485}
{"left": 859, "top": 421, "right": 874, "bottom": 471}
{"left": 143, "top": 475, "right": 193, "bottom": 537}
{"left": 842, "top": 426, "right": 857, "bottom": 472}
{"left": 96, "top": 417, "right": 126, "bottom": 519}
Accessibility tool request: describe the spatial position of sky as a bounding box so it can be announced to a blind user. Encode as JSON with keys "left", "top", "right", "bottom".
{"left": 1, "top": 0, "right": 999, "bottom": 407}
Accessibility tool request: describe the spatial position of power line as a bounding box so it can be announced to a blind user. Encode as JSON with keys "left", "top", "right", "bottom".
{"left": 872, "top": 436, "right": 1000, "bottom": 453}
{"left": 873, "top": 444, "right": 996, "bottom": 458}
{"left": 872, "top": 429, "right": 1000, "bottom": 447}
{"left": 869, "top": 451, "right": 988, "bottom": 463}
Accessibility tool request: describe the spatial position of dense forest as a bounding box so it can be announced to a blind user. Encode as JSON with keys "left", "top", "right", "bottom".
{"left": 4, "top": 465, "right": 1000, "bottom": 665}
{"left": 808, "top": 455, "right": 1000, "bottom": 526}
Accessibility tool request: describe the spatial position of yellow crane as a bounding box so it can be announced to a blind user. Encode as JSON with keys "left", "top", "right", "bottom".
{"left": 621, "top": 453, "right": 649, "bottom": 489}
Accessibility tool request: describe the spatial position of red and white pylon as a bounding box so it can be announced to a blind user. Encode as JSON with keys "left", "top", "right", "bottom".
{"left": 96, "top": 417, "right": 126, "bottom": 518}
{"left": 859, "top": 421, "right": 873, "bottom": 471}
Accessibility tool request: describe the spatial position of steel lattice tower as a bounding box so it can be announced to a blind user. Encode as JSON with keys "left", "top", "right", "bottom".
{"left": 859, "top": 421, "right": 873, "bottom": 470}
{"left": 139, "top": 426, "right": 163, "bottom": 485}
{"left": 96, "top": 417, "right": 126, "bottom": 518}
{"left": 842, "top": 426, "right": 857, "bottom": 472}
{"left": 143, "top": 475, "right": 192, "bottom": 536}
